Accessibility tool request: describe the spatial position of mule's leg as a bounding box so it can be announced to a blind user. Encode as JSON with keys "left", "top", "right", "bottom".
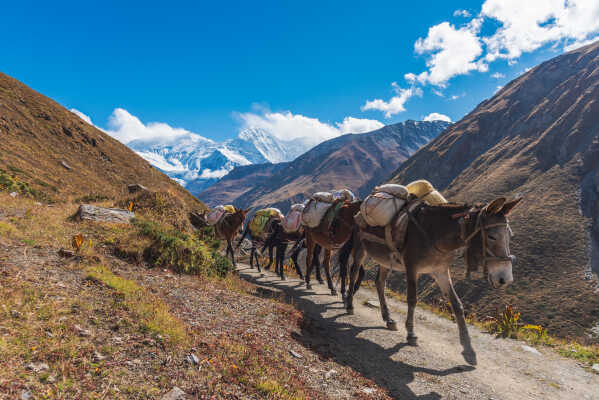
{"left": 253, "top": 247, "right": 262, "bottom": 273}
{"left": 338, "top": 246, "right": 349, "bottom": 299}
{"left": 227, "top": 239, "right": 236, "bottom": 267}
{"left": 313, "top": 245, "right": 324, "bottom": 284}
{"left": 249, "top": 248, "right": 255, "bottom": 269}
{"left": 290, "top": 244, "right": 304, "bottom": 280}
{"left": 322, "top": 250, "right": 336, "bottom": 296}
{"left": 305, "top": 235, "right": 315, "bottom": 290}
{"left": 264, "top": 246, "right": 273, "bottom": 270}
{"left": 278, "top": 245, "right": 286, "bottom": 280}
{"left": 375, "top": 266, "right": 397, "bottom": 330}
{"left": 433, "top": 268, "right": 477, "bottom": 365}
{"left": 354, "top": 265, "right": 365, "bottom": 294}
{"left": 405, "top": 268, "right": 419, "bottom": 346}
{"left": 345, "top": 235, "right": 366, "bottom": 315}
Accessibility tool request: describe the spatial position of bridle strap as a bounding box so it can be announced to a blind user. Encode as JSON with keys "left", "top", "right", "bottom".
{"left": 460, "top": 210, "right": 513, "bottom": 278}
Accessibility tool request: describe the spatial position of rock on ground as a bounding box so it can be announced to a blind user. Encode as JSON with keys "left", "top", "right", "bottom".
{"left": 75, "top": 204, "right": 134, "bottom": 224}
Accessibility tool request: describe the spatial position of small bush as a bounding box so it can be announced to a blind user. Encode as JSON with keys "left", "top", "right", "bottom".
{"left": 74, "top": 193, "right": 111, "bottom": 203}
{"left": 118, "top": 191, "right": 192, "bottom": 232}
{"left": 485, "top": 304, "right": 521, "bottom": 338}
{"left": 133, "top": 218, "right": 231, "bottom": 277}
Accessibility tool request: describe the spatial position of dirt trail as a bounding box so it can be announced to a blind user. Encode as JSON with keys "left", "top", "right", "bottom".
{"left": 236, "top": 264, "right": 599, "bottom": 400}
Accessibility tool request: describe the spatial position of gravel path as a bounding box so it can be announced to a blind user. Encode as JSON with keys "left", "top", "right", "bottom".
{"left": 236, "top": 264, "right": 599, "bottom": 400}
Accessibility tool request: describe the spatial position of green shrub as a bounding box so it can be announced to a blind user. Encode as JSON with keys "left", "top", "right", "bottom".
{"left": 133, "top": 218, "right": 230, "bottom": 277}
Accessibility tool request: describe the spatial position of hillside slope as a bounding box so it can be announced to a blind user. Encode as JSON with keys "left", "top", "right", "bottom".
{"left": 391, "top": 41, "right": 599, "bottom": 339}
{"left": 0, "top": 72, "right": 202, "bottom": 210}
{"left": 199, "top": 120, "right": 449, "bottom": 211}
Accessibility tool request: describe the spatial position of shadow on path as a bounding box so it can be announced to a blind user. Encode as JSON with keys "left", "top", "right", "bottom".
{"left": 237, "top": 266, "right": 474, "bottom": 399}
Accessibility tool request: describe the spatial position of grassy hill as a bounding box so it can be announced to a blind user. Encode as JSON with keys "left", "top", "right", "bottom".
{"left": 0, "top": 72, "right": 202, "bottom": 210}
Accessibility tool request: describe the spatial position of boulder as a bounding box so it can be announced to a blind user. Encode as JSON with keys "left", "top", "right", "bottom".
{"left": 127, "top": 183, "right": 149, "bottom": 194}
{"left": 60, "top": 161, "right": 72, "bottom": 171}
{"left": 75, "top": 205, "right": 134, "bottom": 224}
{"left": 161, "top": 387, "right": 186, "bottom": 400}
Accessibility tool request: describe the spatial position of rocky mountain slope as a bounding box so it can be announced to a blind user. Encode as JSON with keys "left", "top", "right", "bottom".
{"left": 390, "top": 41, "right": 599, "bottom": 339}
{"left": 199, "top": 120, "right": 449, "bottom": 211}
{"left": 128, "top": 126, "right": 311, "bottom": 194}
{"left": 0, "top": 72, "right": 202, "bottom": 209}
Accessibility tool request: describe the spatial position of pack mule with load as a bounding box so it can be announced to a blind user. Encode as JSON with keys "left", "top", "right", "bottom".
{"left": 301, "top": 189, "right": 365, "bottom": 297}
{"left": 341, "top": 181, "right": 522, "bottom": 365}
{"left": 208, "top": 205, "right": 250, "bottom": 267}
{"left": 237, "top": 208, "right": 284, "bottom": 272}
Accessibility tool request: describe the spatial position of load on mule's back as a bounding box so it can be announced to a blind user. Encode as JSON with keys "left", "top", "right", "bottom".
{"left": 342, "top": 178, "right": 521, "bottom": 365}
{"left": 205, "top": 204, "right": 238, "bottom": 226}
{"left": 301, "top": 189, "right": 356, "bottom": 228}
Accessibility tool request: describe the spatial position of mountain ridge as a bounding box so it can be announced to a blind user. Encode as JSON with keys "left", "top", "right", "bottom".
{"left": 389, "top": 40, "right": 599, "bottom": 339}
{"left": 199, "top": 120, "right": 450, "bottom": 212}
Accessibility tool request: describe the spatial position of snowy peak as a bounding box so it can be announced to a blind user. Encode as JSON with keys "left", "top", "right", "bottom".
{"left": 126, "top": 128, "right": 312, "bottom": 194}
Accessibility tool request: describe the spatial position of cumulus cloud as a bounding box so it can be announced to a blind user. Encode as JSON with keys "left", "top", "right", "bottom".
{"left": 423, "top": 112, "right": 452, "bottom": 122}
{"left": 406, "top": 20, "right": 487, "bottom": 87}
{"left": 491, "top": 72, "right": 505, "bottom": 79}
{"left": 361, "top": 83, "right": 423, "bottom": 117}
{"left": 70, "top": 108, "right": 93, "bottom": 125}
{"left": 453, "top": 9, "right": 471, "bottom": 17}
{"left": 105, "top": 108, "right": 207, "bottom": 144}
{"left": 335, "top": 117, "right": 384, "bottom": 134}
{"left": 403, "top": 0, "right": 599, "bottom": 88}
{"left": 236, "top": 110, "right": 383, "bottom": 146}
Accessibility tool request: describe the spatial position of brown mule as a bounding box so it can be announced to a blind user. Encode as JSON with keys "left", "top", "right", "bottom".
{"left": 214, "top": 207, "right": 250, "bottom": 267}
{"left": 304, "top": 201, "right": 363, "bottom": 296}
{"left": 342, "top": 197, "right": 521, "bottom": 365}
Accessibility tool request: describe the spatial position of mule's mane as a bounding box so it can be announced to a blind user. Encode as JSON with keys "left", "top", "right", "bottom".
{"left": 421, "top": 202, "right": 471, "bottom": 217}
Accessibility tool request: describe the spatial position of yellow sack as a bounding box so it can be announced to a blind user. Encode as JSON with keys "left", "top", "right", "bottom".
{"left": 406, "top": 180, "right": 447, "bottom": 205}
{"left": 223, "top": 204, "right": 236, "bottom": 214}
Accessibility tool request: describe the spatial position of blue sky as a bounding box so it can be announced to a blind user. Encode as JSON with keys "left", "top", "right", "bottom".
{"left": 2, "top": 0, "right": 598, "bottom": 144}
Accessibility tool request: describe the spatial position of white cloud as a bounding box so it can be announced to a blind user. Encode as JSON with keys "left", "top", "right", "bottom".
{"left": 70, "top": 108, "right": 93, "bottom": 125}
{"left": 483, "top": 0, "right": 599, "bottom": 61}
{"left": 236, "top": 110, "right": 383, "bottom": 146}
{"left": 491, "top": 72, "right": 505, "bottom": 79}
{"left": 423, "top": 112, "right": 452, "bottom": 122}
{"left": 408, "top": 20, "right": 487, "bottom": 86}
{"left": 453, "top": 9, "right": 471, "bottom": 18}
{"left": 564, "top": 35, "right": 599, "bottom": 51}
{"left": 361, "top": 83, "right": 423, "bottom": 117}
{"left": 105, "top": 108, "right": 208, "bottom": 144}
{"left": 335, "top": 117, "right": 384, "bottom": 134}
{"left": 450, "top": 94, "right": 461, "bottom": 100}
{"left": 402, "top": 0, "right": 599, "bottom": 88}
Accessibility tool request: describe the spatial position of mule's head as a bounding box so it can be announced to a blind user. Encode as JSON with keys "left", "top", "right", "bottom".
{"left": 465, "top": 197, "right": 522, "bottom": 289}
{"left": 234, "top": 207, "right": 251, "bottom": 234}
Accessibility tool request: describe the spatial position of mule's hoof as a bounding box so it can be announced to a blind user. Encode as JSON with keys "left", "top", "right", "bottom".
{"left": 407, "top": 335, "right": 419, "bottom": 346}
{"left": 330, "top": 289, "right": 337, "bottom": 296}
{"left": 280, "top": 276, "right": 286, "bottom": 281}
{"left": 462, "top": 349, "right": 478, "bottom": 366}
{"left": 346, "top": 308, "right": 354, "bottom": 315}
{"left": 386, "top": 320, "right": 399, "bottom": 331}
{"left": 318, "top": 279, "right": 325, "bottom": 285}
{"left": 306, "top": 283, "right": 312, "bottom": 290}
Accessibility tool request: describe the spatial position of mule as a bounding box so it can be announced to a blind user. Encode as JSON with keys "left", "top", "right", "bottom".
{"left": 213, "top": 207, "right": 250, "bottom": 267}
{"left": 304, "top": 200, "right": 364, "bottom": 296}
{"left": 343, "top": 197, "right": 521, "bottom": 365}
{"left": 262, "top": 221, "right": 325, "bottom": 281}
{"left": 237, "top": 216, "right": 278, "bottom": 272}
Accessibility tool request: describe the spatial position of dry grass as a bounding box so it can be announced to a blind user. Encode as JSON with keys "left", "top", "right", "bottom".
{"left": 86, "top": 265, "right": 189, "bottom": 347}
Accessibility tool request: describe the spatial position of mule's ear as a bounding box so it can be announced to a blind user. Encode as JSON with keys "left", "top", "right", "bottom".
{"left": 501, "top": 197, "right": 523, "bottom": 215}
{"left": 484, "top": 197, "right": 506, "bottom": 215}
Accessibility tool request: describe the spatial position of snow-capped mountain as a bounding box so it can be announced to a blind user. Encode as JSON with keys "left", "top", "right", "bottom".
{"left": 127, "top": 127, "right": 310, "bottom": 194}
